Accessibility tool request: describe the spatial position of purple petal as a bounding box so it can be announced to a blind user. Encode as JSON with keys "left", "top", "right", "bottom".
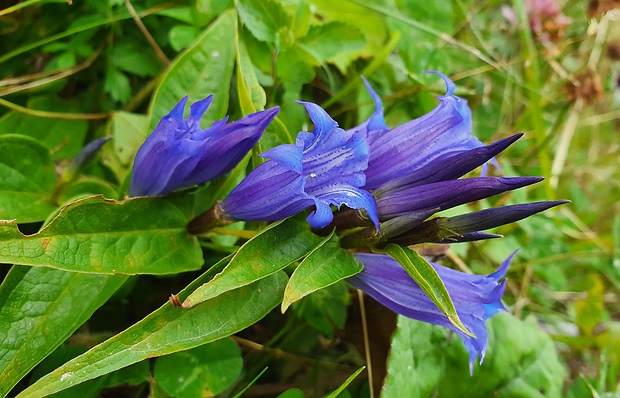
{"left": 220, "top": 102, "right": 377, "bottom": 229}
{"left": 130, "top": 97, "right": 277, "bottom": 197}
{"left": 377, "top": 177, "right": 543, "bottom": 220}
{"left": 345, "top": 77, "right": 389, "bottom": 140}
{"left": 378, "top": 134, "right": 523, "bottom": 194}
{"left": 349, "top": 251, "right": 516, "bottom": 372}
{"left": 180, "top": 107, "right": 280, "bottom": 186}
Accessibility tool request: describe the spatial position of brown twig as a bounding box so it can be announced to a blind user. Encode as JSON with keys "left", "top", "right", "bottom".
{"left": 125, "top": 0, "right": 170, "bottom": 66}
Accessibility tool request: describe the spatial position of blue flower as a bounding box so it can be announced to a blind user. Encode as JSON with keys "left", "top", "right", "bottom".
{"left": 332, "top": 75, "right": 565, "bottom": 247}
{"left": 349, "top": 251, "right": 517, "bottom": 373}
{"left": 219, "top": 102, "right": 379, "bottom": 229}
{"left": 130, "top": 95, "right": 279, "bottom": 197}
{"left": 357, "top": 72, "right": 491, "bottom": 191}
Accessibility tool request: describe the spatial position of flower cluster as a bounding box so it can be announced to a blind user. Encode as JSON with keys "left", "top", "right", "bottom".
{"left": 130, "top": 74, "right": 566, "bottom": 371}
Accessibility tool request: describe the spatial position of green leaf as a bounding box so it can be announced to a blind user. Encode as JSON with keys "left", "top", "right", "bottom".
{"left": 104, "top": 68, "right": 131, "bottom": 104}
{"left": 101, "top": 111, "right": 148, "bottom": 184}
{"left": 0, "top": 266, "right": 126, "bottom": 397}
{"left": 148, "top": 10, "right": 237, "bottom": 132}
{"left": 0, "top": 134, "right": 57, "bottom": 223}
{"left": 236, "top": 34, "right": 266, "bottom": 114}
{"left": 16, "top": 271, "right": 288, "bottom": 398}
{"left": 324, "top": 366, "right": 365, "bottom": 398}
{"left": 236, "top": 0, "right": 290, "bottom": 44}
{"left": 110, "top": 111, "right": 148, "bottom": 165}
{"left": 297, "top": 22, "right": 365, "bottom": 67}
{"left": 377, "top": 244, "right": 473, "bottom": 337}
{"left": 182, "top": 218, "right": 322, "bottom": 308}
{"left": 0, "top": 97, "right": 88, "bottom": 159}
{"left": 112, "top": 41, "right": 160, "bottom": 77}
{"left": 282, "top": 231, "right": 362, "bottom": 312}
{"left": 383, "top": 312, "right": 566, "bottom": 397}
{"left": 168, "top": 24, "right": 201, "bottom": 52}
{"left": 0, "top": 195, "right": 203, "bottom": 275}
{"left": 154, "top": 338, "right": 243, "bottom": 397}
{"left": 305, "top": 0, "right": 388, "bottom": 57}
{"left": 57, "top": 177, "right": 119, "bottom": 204}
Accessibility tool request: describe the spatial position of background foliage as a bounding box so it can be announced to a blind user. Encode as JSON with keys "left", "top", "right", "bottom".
{"left": 0, "top": 0, "right": 618, "bottom": 396}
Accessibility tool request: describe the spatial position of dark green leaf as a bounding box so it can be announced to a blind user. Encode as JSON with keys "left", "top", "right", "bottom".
{"left": 182, "top": 218, "right": 322, "bottom": 308}
{"left": 377, "top": 244, "right": 473, "bottom": 337}
{"left": 112, "top": 42, "right": 160, "bottom": 77}
{"left": 282, "top": 232, "right": 362, "bottom": 312}
{"left": 154, "top": 338, "right": 243, "bottom": 397}
{"left": 148, "top": 10, "right": 237, "bottom": 132}
{"left": 0, "top": 267, "right": 126, "bottom": 397}
{"left": 16, "top": 271, "right": 288, "bottom": 398}
{"left": 0, "top": 135, "right": 56, "bottom": 223}
{"left": 0, "top": 195, "right": 203, "bottom": 275}
{"left": 104, "top": 68, "right": 131, "bottom": 104}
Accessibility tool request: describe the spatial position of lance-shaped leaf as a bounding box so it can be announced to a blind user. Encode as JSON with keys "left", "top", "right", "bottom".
{"left": 375, "top": 244, "right": 474, "bottom": 337}
{"left": 182, "top": 218, "right": 322, "bottom": 308}
{"left": 0, "top": 134, "right": 57, "bottom": 222}
{"left": 0, "top": 267, "right": 126, "bottom": 397}
{"left": 281, "top": 231, "right": 363, "bottom": 312}
{"left": 0, "top": 195, "right": 202, "bottom": 275}
{"left": 16, "top": 269, "right": 288, "bottom": 398}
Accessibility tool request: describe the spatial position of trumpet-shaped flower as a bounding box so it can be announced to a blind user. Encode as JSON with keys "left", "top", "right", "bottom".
{"left": 349, "top": 251, "right": 517, "bottom": 373}
{"left": 219, "top": 102, "right": 379, "bottom": 229}
{"left": 130, "top": 95, "right": 279, "bottom": 197}
{"left": 359, "top": 72, "right": 490, "bottom": 191}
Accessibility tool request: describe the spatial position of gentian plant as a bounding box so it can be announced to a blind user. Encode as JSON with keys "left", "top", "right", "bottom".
{"left": 181, "top": 73, "right": 566, "bottom": 372}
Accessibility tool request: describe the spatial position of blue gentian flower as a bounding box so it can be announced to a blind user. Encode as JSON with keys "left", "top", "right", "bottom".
{"left": 349, "top": 251, "right": 517, "bottom": 373}
{"left": 130, "top": 95, "right": 279, "bottom": 197}
{"left": 332, "top": 75, "right": 564, "bottom": 246}
{"left": 219, "top": 102, "right": 379, "bottom": 229}
{"left": 358, "top": 72, "right": 492, "bottom": 191}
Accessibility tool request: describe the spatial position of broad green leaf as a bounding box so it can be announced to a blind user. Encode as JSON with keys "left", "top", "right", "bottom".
{"left": 0, "top": 266, "right": 126, "bottom": 397}
{"left": 0, "top": 135, "right": 57, "bottom": 222}
{"left": 236, "top": 0, "right": 290, "bottom": 44}
{"left": 16, "top": 271, "right": 288, "bottom": 398}
{"left": 0, "top": 97, "right": 88, "bottom": 159}
{"left": 297, "top": 22, "right": 365, "bottom": 68}
{"left": 182, "top": 218, "right": 322, "bottom": 308}
{"left": 0, "top": 195, "right": 203, "bottom": 275}
{"left": 148, "top": 10, "right": 237, "bottom": 132}
{"left": 378, "top": 244, "right": 473, "bottom": 337}
{"left": 154, "top": 338, "right": 243, "bottom": 397}
{"left": 383, "top": 312, "right": 566, "bottom": 397}
{"left": 282, "top": 232, "right": 362, "bottom": 312}
{"left": 305, "top": 0, "right": 388, "bottom": 57}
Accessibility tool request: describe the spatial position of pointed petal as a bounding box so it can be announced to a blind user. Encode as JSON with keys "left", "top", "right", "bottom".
{"left": 377, "top": 177, "right": 544, "bottom": 220}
